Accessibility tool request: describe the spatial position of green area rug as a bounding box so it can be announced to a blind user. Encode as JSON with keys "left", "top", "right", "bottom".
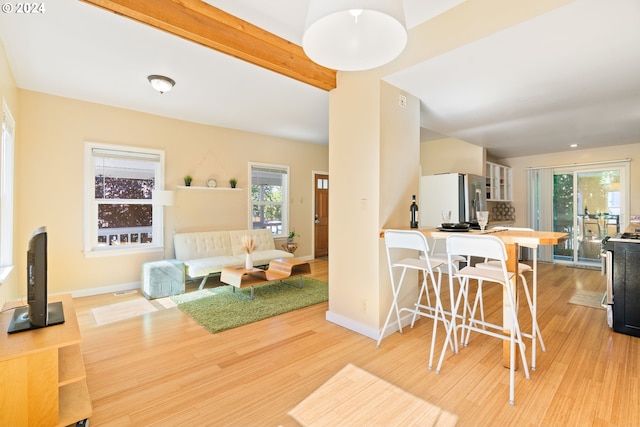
{"left": 170, "top": 277, "right": 328, "bottom": 334}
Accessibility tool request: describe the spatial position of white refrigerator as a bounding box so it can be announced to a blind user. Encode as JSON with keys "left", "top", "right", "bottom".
{"left": 419, "top": 173, "right": 487, "bottom": 227}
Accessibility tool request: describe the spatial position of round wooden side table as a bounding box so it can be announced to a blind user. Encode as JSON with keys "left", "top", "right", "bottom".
{"left": 282, "top": 242, "right": 298, "bottom": 254}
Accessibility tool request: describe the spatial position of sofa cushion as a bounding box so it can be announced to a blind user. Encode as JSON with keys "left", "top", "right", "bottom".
{"left": 174, "top": 231, "right": 232, "bottom": 261}
{"left": 228, "top": 229, "right": 276, "bottom": 256}
{"left": 183, "top": 256, "right": 243, "bottom": 278}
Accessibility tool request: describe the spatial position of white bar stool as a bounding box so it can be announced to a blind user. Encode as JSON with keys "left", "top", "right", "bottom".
{"left": 377, "top": 229, "right": 448, "bottom": 370}
{"left": 475, "top": 227, "right": 545, "bottom": 370}
{"left": 436, "top": 234, "right": 530, "bottom": 405}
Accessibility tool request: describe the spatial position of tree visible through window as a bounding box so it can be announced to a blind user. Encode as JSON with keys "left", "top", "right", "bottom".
{"left": 85, "top": 143, "right": 165, "bottom": 253}
{"left": 95, "top": 172, "right": 154, "bottom": 245}
{"left": 250, "top": 164, "right": 288, "bottom": 237}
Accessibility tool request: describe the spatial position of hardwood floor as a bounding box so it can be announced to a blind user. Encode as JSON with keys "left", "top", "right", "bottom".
{"left": 74, "top": 259, "right": 639, "bottom": 426}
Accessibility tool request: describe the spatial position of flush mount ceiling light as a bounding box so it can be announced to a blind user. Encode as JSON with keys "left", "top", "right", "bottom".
{"left": 147, "top": 75, "right": 175, "bottom": 94}
{"left": 302, "top": 0, "right": 407, "bottom": 71}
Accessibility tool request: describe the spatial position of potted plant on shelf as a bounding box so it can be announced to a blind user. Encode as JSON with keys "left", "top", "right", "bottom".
{"left": 287, "top": 229, "right": 299, "bottom": 244}
{"left": 183, "top": 175, "right": 193, "bottom": 187}
{"left": 229, "top": 178, "right": 237, "bottom": 188}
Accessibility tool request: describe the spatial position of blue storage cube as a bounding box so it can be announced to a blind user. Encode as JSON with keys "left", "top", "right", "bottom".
{"left": 141, "top": 259, "right": 185, "bottom": 299}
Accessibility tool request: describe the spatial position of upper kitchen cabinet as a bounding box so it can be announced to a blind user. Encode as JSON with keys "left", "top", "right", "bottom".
{"left": 486, "top": 162, "right": 512, "bottom": 201}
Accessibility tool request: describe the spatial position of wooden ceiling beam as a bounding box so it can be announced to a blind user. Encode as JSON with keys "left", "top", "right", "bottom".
{"left": 80, "top": 0, "right": 336, "bottom": 91}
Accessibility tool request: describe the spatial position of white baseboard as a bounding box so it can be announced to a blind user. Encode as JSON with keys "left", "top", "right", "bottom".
{"left": 325, "top": 310, "right": 379, "bottom": 340}
{"left": 59, "top": 281, "right": 141, "bottom": 298}
{"left": 325, "top": 310, "right": 414, "bottom": 341}
{"left": 377, "top": 315, "right": 414, "bottom": 342}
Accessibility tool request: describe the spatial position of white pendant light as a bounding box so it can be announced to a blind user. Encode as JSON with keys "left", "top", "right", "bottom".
{"left": 303, "top": 0, "right": 407, "bottom": 71}
{"left": 147, "top": 75, "right": 175, "bottom": 94}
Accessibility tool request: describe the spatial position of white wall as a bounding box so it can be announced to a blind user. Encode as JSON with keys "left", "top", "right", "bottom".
{"left": 326, "top": 72, "right": 421, "bottom": 338}
{"left": 421, "top": 137, "right": 485, "bottom": 176}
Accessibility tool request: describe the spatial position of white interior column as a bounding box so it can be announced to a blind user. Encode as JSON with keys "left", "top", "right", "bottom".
{"left": 325, "top": 72, "right": 420, "bottom": 339}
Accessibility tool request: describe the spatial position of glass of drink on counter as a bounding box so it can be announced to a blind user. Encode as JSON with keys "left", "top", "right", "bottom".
{"left": 477, "top": 211, "right": 489, "bottom": 231}
{"left": 441, "top": 210, "right": 452, "bottom": 225}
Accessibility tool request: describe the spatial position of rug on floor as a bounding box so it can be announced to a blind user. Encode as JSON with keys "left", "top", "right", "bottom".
{"left": 568, "top": 289, "right": 606, "bottom": 309}
{"left": 288, "top": 364, "right": 458, "bottom": 426}
{"left": 170, "top": 277, "right": 328, "bottom": 334}
{"left": 92, "top": 298, "right": 158, "bottom": 326}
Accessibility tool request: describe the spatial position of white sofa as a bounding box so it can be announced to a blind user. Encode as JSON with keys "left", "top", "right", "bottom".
{"left": 173, "top": 229, "right": 293, "bottom": 289}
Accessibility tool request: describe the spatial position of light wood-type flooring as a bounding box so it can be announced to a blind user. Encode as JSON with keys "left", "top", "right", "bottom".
{"left": 73, "top": 259, "right": 639, "bottom": 426}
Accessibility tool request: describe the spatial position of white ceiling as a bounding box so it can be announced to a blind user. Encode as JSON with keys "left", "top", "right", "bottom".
{"left": 1, "top": 0, "right": 639, "bottom": 159}
{"left": 385, "top": 0, "right": 640, "bottom": 158}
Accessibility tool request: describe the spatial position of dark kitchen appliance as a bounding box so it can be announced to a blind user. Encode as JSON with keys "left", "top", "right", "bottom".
{"left": 602, "top": 226, "right": 640, "bottom": 337}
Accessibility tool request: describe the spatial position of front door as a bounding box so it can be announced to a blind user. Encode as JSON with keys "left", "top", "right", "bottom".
{"left": 314, "top": 173, "right": 329, "bottom": 258}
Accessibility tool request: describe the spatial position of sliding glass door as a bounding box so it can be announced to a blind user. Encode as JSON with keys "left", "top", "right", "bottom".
{"left": 553, "top": 166, "right": 625, "bottom": 265}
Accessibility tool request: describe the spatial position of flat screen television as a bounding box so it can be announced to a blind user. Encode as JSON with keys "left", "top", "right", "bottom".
{"left": 7, "top": 226, "right": 65, "bottom": 334}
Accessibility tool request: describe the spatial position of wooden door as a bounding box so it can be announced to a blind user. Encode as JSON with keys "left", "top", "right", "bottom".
{"left": 314, "top": 173, "right": 329, "bottom": 258}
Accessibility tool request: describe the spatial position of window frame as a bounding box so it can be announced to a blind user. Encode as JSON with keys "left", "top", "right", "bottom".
{"left": 0, "top": 100, "right": 15, "bottom": 282}
{"left": 249, "top": 162, "right": 289, "bottom": 238}
{"left": 84, "top": 141, "right": 166, "bottom": 257}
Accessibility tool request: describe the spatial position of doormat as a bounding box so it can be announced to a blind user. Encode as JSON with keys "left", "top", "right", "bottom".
{"left": 568, "top": 290, "right": 606, "bottom": 309}
{"left": 92, "top": 298, "right": 158, "bottom": 326}
{"left": 288, "top": 364, "right": 458, "bottom": 426}
{"left": 566, "top": 264, "right": 601, "bottom": 270}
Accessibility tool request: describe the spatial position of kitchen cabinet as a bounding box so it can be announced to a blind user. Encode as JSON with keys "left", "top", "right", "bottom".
{"left": 486, "top": 162, "right": 512, "bottom": 201}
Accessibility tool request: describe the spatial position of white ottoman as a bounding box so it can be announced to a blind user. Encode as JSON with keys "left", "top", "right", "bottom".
{"left": 141, "top": 259, "right": 185, "bottom": 299}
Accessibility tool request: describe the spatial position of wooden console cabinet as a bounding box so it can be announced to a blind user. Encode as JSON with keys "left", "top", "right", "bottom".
{"left": 1, "top": 294, "right": 91, "bottom": 426}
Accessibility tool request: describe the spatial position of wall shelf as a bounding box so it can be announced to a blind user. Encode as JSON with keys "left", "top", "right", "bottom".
{"left": 176, "top": 185, "right": 242, "bottom": 191}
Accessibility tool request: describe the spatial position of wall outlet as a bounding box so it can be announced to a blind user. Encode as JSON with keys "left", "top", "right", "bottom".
{"left": 399, "top": 94, "right": 407, "bottom": 108}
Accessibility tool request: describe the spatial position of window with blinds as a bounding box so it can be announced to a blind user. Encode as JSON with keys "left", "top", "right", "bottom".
{"left": 85, "top": 142, "right": 165, "bottom": 254}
